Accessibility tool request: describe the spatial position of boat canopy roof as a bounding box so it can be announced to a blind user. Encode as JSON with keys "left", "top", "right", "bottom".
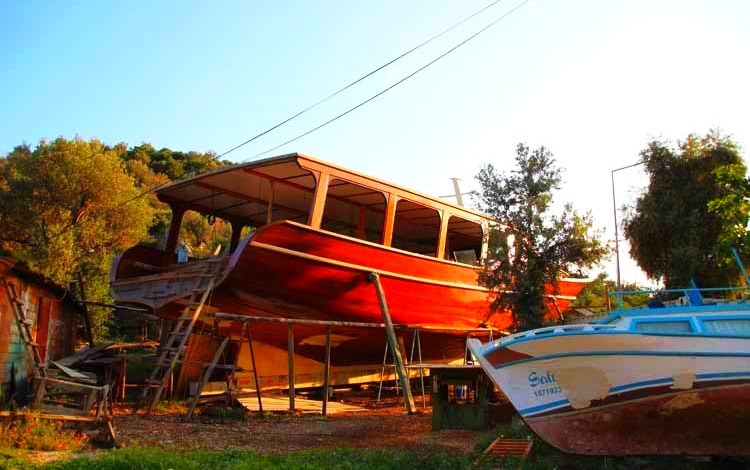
{"left": 155, "top": 152, "right": 491, "bottom": 230}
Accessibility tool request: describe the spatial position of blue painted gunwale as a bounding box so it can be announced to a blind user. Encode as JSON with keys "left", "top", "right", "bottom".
{"left": 491, "top": 348, "right": 750, "bottom": 370}
{"left": 482, "top": 308, "right": 750, "bottom": 356}
{"left": 484, "top": 323, "right": 750, "bottom": 358}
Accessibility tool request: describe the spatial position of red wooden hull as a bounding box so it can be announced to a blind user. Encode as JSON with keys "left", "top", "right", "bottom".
{"left": 111, "top": 222, "right": 589, "bottom": 364}
{"left": 113, "top": 221, "right": 589, "bottom": 329}
{"left": 527, "top": 382, "right": 750, "bottom": 455}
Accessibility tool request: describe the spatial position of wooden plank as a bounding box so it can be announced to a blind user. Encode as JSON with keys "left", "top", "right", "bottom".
{"left": 237, "top": 396, "right": 366, "bottom": 414}
{"left": 0, "top": 410, "right": 111, "bottom": 423}
{"left": 55, "top": 342, "right": 115, "bottom": 367}
{"left": 49, "top": 361, "right": 94, "bottom": 381}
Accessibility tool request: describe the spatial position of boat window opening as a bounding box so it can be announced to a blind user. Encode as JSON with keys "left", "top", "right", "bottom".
{"left": 257, "top": 173, "right": 313, "bottom": 227}
{"left": 702, "top": 319, "right": 750, "bottom": 336}
{"left": 446, "top": 216, "right": 483, "bottom": 264}
{"left": 172, "top": 210, "right": 233, "bottom": 261}
{"left": 632, "top": 320, "right": 694, "bottom": 333}
{"left": 217, "top": 165, "right": 316, "bottom": 230}
{"left": 391, "top": 200, "right": 440, "bottom": 257}
{"left": 320, "top": 178, "right": 386, "bottom": 243}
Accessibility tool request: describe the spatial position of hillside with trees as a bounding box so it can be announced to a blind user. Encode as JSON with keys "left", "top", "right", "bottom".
{"left": 0, "top": 137, "right": 230, "bottom": 341}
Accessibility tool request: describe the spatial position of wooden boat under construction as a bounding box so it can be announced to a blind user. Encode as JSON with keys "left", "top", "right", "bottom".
{"left": 110, "top": 153, "right": 591, "bottom": 379}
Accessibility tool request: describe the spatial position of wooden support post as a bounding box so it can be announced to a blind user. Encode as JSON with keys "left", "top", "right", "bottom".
{"left": 287, "top": 323, "right": 295, "bottom": 412}
{"left": 245, "top": 322, "right": 263, "bottom": 413}
{"left": 164, "top": 206, "right": 186, "bottom": 265}
{"left": 322, "top": 326, "right": 331, "bottom": 416}
{"left": 369, "top": 272, "right": 415, "bottom": 414}
{"left": 229, "top": 220, "right": 243, "bottom": 253}
{"left": 409, "top": 328, "right": 427, "bottom": 409}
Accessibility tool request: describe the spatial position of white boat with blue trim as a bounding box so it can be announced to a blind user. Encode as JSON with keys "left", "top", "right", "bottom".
{"left": 467, "top": 284, "right": 750, "bottom": 455}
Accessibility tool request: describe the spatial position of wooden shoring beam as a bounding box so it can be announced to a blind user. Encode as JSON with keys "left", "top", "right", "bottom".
{"left": 212, "top": 312, "right": 387, "bottom": 329}
{"left": 211, "top": 312, "right": 498, "bottom": 334}
{"left": 409, "top": 328, "right": 427, "bottom": 409}
{"left": 321, "top": 326, "right": 331, "bottom": 416}
{"left": 244, "top": 322, "right": 263, "bottom": 413}
{"left": 287, "top": 323, "right": 295, "bottom": 412}
{"left": 368, "top": 272, "right": 415, "bottom": 414}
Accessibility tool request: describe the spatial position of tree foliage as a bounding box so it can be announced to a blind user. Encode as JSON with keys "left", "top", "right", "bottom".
{"left": 622, "top": 131, "right": 750, "bottom": 289}
{"left": 121, "top": 143, "right": 229, "bottom": 181}
{"left": 475, "top": 143, "right": 608, "bottom": 332}
{"left": 0, "top": 137, "right": 154, "bottom": 340}
{"left": 121, "top": 144, "right": 232, "bottom": 249}
{"left": 571, "top": 274, "right": 650, "bottom": 314}
{"left": 0, "top": 137, "right": 232, "bottom": 341}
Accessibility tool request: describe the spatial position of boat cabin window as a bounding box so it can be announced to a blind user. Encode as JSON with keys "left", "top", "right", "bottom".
{"left": 701, "top": 318, "right": 750, "bottom": 336}
{"left": 321, "top": 178, "right": 386, "bottom": 243}
{"left": 632, "top": 320, "right": 694, "bottom": 333}
{"left": 391, "top": 200, "right": 440, "bottom": 257}
{"left": 445, "top": 215, "right": 483, "bottom": 265}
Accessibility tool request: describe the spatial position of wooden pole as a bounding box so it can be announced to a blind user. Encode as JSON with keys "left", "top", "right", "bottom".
{"left": 369, "top": 272, "right": 415, "bottom": 414}
{"left": 245, "top": 322, "right": 263, "bottom": 413}
{"left": 287, "top": 323, "right": 295, "bottom": 412}
{"left": 322, "top": 326, "right": 331, "bottom": 416}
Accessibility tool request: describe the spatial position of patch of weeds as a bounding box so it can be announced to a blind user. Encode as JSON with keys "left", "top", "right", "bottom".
{"left": 197, "top": 404, "right": 248, "bottom": 423}
{"left": 0, "top": 416, "right": 88, "bottom": 452}
{"left": 151, "top": 399, "right": 187, "bottom": 414}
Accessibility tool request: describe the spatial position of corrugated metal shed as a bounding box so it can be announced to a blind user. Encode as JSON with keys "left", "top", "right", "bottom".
{"left": 0, "top": 258, "right": 79, "bottom": 403}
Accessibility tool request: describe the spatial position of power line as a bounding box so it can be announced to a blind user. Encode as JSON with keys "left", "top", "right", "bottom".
{"left": 217, "top": 0, "right": 507, "bottom": 160}
{"left": 48, "top": 0, "right": 529, "bottom": 241}
{"left": 243, "top": 0, "right": 530, "bottom": 162}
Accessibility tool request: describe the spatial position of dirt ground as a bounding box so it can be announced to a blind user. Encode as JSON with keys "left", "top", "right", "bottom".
{"left": 111, "top": 393, "right": 488, "bottom": 456}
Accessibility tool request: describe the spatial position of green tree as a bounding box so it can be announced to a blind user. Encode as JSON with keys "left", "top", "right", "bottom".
{"left": 622, "top": 131, "right": 750, "bottom": 289}
{"left": 0, "top": 137, "right": 154, "bottom": 341}
{"left": 475, "top": 143, "right": 608, "bottom": 332}
{"left": 120, "top": 143, "right": 232, "bottom": 248}
{"left": 122, "top": 144, "right": 229, "bottom": 180}
{"left": 571, "top": 274, "right": 650, "bottom": 314}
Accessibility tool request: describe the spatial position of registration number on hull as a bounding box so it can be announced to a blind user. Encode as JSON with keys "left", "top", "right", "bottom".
{"left": 529, "top": 371, "right": 562, "bottom": 398}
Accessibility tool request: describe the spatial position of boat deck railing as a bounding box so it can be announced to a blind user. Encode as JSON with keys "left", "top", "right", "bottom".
{"left": 499, "top": 323, "right": 618, "bottom": 344}
{"left": 609, "top": 285, "right": 750, "bottom": 310}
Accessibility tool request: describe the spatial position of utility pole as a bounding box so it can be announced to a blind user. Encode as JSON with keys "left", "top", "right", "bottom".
{"left": 611, "top": 161, "right": 646, "bottom": 290}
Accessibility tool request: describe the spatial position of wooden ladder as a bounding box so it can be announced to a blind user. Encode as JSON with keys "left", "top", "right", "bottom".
{"left": 140, "top": 275, "right": 217, "bottom": 415}
{"left": 2, "top": 277, "right": 48, "bottom": 404}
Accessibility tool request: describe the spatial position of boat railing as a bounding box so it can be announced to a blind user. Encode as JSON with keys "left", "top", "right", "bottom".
{"left": 609, "top": 285, "right": 750, "bottom": 310}
{"left": 499, "top": 323, "right": 618, "bottom": 344}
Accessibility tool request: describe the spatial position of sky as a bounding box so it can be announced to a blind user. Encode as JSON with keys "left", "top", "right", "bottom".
{"left": 3, "top": 0, "right": 749, "bottom": 285}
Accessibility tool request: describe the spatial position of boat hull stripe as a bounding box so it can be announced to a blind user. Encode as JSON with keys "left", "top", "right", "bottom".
{"left": 518, "top": 372, "right": 750, "bottom": 416}
{"left": 491, "top": 349, "right": 750, "bottom": 370}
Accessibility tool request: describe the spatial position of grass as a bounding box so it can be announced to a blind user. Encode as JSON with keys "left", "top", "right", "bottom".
{"left": 473, "top": 420, "right": 749, "bottom": 470}
{"left": 10, "top": 448, "right": 470, "bottom": 470}
{"left": 2, "top": 414, "right": 748, "bottom": 470}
